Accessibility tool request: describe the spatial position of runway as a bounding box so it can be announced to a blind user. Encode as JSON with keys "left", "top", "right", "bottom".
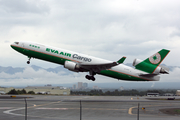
{"left": 0, "top": 95, "right": 180, "bottom": 120}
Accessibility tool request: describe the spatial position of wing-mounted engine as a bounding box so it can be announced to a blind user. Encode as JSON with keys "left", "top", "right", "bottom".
{"left": 133, "top": 58, "right": 169, "bottom": 74}
{"left": 64, "top": 61, "right": 86, "bottom": 72}
{"left": 64, "top": 61, "right": 80, "bottom": 72}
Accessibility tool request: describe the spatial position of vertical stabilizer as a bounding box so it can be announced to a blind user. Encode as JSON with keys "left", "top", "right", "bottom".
{"left": 134, "top": 49, "right": 170, "bottom": 73}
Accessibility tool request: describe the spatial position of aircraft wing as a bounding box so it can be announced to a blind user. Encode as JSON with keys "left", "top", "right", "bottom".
{"left": 79, "top": 56, "right": 126, "bottom": 72}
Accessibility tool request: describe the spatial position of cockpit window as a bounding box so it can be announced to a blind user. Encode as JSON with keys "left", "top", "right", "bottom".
{"left": 14, "top": 42, "right": 19, "bottom": 45}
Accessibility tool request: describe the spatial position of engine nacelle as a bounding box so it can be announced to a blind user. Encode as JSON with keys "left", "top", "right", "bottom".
{"left": 64, "top": 61, "right": 80, "bottom": 72}
{"left": 153, "top": 66, "right": 169, "bottom": 74}
{"left": 132, "top": 59, "right": 143, "bottom": 67}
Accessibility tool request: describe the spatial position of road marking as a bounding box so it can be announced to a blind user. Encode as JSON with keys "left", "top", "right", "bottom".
{"left": 35, "top": 107, "right": 126, "bottom": 111}
{"left": 0, "top": 107, "right": 14, "bottom": 109}
{"left": 3, "top": 101, "right": 62, "bottom": 117}
{"left": 3, "top": 107, "right": 26, "bottom": 116}
{"left": 3, "top": 100, "right": 126, "bottom": 119}
{"left": 128, "top": 104, "right": 174, "bottom": 117}
{"left": 128, "top": 106, "right": 136, "bottom": 115}
{"left": 36, "top": 108, "right": 68, "bottom": 110}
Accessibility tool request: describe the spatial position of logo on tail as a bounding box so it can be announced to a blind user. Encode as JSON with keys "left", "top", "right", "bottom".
{"left": 149, "top": 53, "right": 161, "bottom": 64}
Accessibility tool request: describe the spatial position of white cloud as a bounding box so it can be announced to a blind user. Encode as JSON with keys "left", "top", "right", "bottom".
{"left": 0, "top": 0, "right": 49, "bottom": 14}
{"left": 0, "top": 0, "right": 180, "bottom": 85}
{"left": 0, "top": 66, "right": 180, "bottom": 87}
{"left": 0, "top": 66, "right": 115, "bottom": 86}
{"left": 161, "top": 67, "right": 180, "bottom": 82}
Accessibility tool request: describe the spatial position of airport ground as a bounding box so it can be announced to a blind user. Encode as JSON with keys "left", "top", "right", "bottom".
{"left": 0, "top": 95, "right": 180, "bottom": 120}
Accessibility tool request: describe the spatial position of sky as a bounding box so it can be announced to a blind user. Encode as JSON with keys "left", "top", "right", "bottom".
{"left": 0, "top": 0, "right": 180, "bottom": 86}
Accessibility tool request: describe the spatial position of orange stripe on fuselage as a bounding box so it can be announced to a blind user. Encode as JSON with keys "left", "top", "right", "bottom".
{"left": 12, "top": 45, "right": 153, "bottom": 81}
{"left": 11, "top": 45, "right": 80, "bottom": 63}
{"left": 109, "top": 69, "right": 153, "bottom": 81}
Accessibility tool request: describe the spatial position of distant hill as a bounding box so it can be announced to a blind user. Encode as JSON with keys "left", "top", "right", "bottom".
{"left": 0, "top": 64, "right": 179, "bottom": 89}
{"left": 0, "top": 65, "right": 70, "bottom": 75}
{"left": 0, "top": 64, "right": 179, "bottom": 75}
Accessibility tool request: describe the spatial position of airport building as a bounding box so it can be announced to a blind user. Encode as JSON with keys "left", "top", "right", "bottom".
{"left": 0, "top": 86, "right": 70, "bottom": 95}
{"left": 176, "top": 90, "right": 180, "bottom": 96}
{"left": 0, "top": 87, "right": 14, "bottom": 94}
{"left": 147, "top": 93, "right": 159, "bottom": 97}
{"left": 24, "top": 86, "right": 70, "bottom": 95}
{"left": 163, "top": 93, "right": 174, "bottom": 96}
{"left": 78, "top": 82, "right": 83, "bottom": 89}
{"left": 93, "top": 86, "right": 99, "bottom": 89}
{"left": 72, "top": 82, "right": 88, "bottom": 90}
{"left": 72, "top": 84, "right": 77, "bottom": 89}
{"left": 83, "top": 83, "right": 88, "bottom": 88}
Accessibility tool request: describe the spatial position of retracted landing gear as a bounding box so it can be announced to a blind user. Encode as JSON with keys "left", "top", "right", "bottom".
{"left": 27, "top": 57, "right": 31, "bottom": 64}
{"left": 85, "top": 71, "right": 96, "bottom": 81}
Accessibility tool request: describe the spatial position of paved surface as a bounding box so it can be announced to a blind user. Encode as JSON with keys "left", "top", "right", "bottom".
{"left": 0, "top": 95, "right": 180, "bottom": 120}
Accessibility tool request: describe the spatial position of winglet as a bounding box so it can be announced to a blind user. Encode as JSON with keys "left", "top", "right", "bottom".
{"left": 117, "top": 56, "right": 126, "bottom": 64}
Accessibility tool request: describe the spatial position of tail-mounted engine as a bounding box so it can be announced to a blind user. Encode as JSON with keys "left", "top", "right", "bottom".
{"left": 133, "top": 59, "right": 169, "bottom": 74}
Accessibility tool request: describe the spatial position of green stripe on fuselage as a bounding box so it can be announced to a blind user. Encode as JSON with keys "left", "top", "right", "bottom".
{"left": 99, "top": 70, "right": 147, "bottom": 81}
{"left": 12, "top": 46, "right": 148, "bottom": 81}
{"left": 12, "top": 46, "right": 66, "bottom": 65}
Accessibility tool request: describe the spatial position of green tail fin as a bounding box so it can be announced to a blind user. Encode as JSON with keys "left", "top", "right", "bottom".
{"left": 135, "top": 49, "right": 170, "bottom": 73}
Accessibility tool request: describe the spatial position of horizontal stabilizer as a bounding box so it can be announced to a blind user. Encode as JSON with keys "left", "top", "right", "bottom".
{"left": 117, "top": 56, "right": 126, "bottom": 64}
{"left": 159, "top": 65, "right": 169, "bottom": 74}
{"left": 139, "top": 74, "right": 158, "bottom": 77}
{"left": 139, "top": 73, "right": 160, "bottom": 81}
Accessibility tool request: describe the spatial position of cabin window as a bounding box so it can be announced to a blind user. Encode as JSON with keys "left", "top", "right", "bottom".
{"left": 14, "top": 42, "right": 19, "bottom": 45}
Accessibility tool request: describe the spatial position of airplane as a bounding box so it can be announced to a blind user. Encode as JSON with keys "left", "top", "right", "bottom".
{"left": 11, "top": 41, "right": 170, "bottom": 81}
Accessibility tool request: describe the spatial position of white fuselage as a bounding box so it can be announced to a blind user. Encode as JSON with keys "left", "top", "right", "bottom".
{"left": 11, "top": 41, "right": 160, "bottom": 81}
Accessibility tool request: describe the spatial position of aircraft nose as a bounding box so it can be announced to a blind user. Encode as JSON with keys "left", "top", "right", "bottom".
{"left": 10, "top": 43, "right": 15, "bottom": 50}
{"left": 10, "top": 43, "right": 13, "bottom": 47}
{"left": 10, "top": 42, "right": 19, "bottom": 49}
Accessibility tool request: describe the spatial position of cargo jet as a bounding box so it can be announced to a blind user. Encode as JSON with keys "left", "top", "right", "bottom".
{"left": 11, "top": 41, "right": 170, "bottom": 81}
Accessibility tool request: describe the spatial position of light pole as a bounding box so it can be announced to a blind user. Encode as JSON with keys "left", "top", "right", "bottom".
{"left": 80, "top": 100, "right": 82, "bottom": 120}
{"left": 24, "top": 98, "right": 27, "bottom": 120}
